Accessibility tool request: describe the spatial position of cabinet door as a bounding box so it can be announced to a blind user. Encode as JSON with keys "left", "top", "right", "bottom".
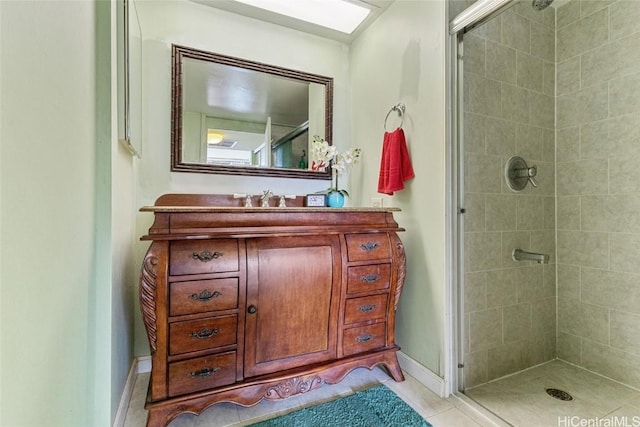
{"left": 245, "top": 235, "right": 341, "bottom": 377}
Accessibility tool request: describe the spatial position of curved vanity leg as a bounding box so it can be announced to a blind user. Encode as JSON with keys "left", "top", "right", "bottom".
{"left": 383, "top": 352, "right": 405, "bottom": 382}
{"left": 386, "top": 362, "right": 405, "bottom": 382}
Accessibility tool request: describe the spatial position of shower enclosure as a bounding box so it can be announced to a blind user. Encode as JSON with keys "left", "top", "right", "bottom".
{"left": 450, "top": 0, "right": 640, "bottom": 423}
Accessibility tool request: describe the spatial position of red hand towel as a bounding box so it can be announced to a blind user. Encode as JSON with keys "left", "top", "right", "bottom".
{"left": 377, "top": 128, "right": 415, "bottom": 195}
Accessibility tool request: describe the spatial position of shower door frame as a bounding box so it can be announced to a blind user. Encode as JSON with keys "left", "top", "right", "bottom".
{"left": 451, "top": 29, "right": 466, "bottom": 394}
{"left": 447, "top": 0, "right": 516, "bottom": 394}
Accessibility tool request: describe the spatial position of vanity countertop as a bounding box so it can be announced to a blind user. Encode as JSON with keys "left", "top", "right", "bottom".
{"left": 141, "top": 193, "right": 399, "bottom": 213}
{"left": 140, "top": 194, "right": 403, "bottom": 239}
{"left": 141, "top": 206, "right": 400, "bottom": 213}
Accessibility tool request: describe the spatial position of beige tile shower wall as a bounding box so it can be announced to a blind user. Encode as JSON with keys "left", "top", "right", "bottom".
{"left": 462, "top": 1, "right": 556, "bottom": 387}
{"left": 556, "top": 0, "right": 640, "bottom": 389}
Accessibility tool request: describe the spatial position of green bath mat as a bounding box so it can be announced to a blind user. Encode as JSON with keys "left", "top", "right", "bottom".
{"left": 248, "top": 384, "right": 432, "bottom": 427}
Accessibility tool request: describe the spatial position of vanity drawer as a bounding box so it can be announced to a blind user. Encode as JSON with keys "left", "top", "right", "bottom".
{"left": 168, "top": 351, "right": 236, "bottom": 397}
{"left": 345, "top": 234, "right": 391, "bottom": 262}
{"left": 347, "top": 264, "right": 391, "bottom": 294}
{"left": 170, "top": 278, "right": 238, "bottom": 316}
{"left": 169, "top": 315, "right": 237, "bottom": 355}
{"left": 343, "top": 323, "right": 386, "bottom": 356}
{"left": 344, "top": 294, "right": 388, "bottom": 325}
{"left": 170, "top": 240, "right": 239, "bottom": 276}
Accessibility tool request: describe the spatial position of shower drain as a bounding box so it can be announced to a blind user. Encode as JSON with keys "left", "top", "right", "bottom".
{"left": 546, "top": 388, "right": 573, "bottom": 401}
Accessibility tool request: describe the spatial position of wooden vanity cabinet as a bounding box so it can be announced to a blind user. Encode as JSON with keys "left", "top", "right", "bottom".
{"left": 139, "top": 194, "right": 407, "bottom": 427}
{"left": 244, "top": 235, "right": 342, "bottom": 377}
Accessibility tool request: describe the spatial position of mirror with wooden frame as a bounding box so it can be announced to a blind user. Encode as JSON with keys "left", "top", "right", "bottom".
{"left": 171, "top": 44, "right": 333, "bottom": 180}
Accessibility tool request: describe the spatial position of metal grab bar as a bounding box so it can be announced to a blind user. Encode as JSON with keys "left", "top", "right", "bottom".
{"left": 512, "top": 248, "right": 549, "bottom": 264}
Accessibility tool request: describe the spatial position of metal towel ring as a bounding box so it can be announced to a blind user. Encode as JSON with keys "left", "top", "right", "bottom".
{"left": 384, "top": 102, "right": 405, "bottom": 131}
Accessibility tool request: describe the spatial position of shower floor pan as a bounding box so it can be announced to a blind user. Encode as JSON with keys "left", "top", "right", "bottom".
{"left": 464, "top": 360, "right": 640, "bottom": 426}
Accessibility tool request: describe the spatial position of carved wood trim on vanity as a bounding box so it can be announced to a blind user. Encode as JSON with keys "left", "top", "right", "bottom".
{"left": 145, "top": 349, "right": 404, "bottom": 427}
{"left": 140, "top": 252, "right": 159, "bottom": 352}
{"left": 139, "top": 194, "right": 407, "bottom": 427}
{"left": 264, "top": 375, "right": 325, "bottom": 399}
{"left": 390, "top": 233, "right": 407, "bottom": 311}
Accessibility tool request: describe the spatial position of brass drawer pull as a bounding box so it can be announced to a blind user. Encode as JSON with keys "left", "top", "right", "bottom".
{"left": 191, "top": 250, "right": 223, "bottom": 262}
{"left": 188, "top": 366, "right": 220, "bottom": 378}
{"left": 356, "top": 333, "right": 375, "bottom": 343}
{"left": 357, "top": 304, "right": 376, "bottom": 313}
{"left": 360, "top": 274, "right": 381, "bottom": 283}
{"left": 190, "top": 328, "right": 220, "bottom": 339}
{"left": 190, "top": 290, "right": 222, "bottom": 302}
{"left": 359, "top": 242, "right": 380, "bottom": 252}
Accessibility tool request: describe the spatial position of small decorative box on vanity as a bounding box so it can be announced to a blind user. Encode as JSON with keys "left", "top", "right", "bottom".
{"left": 305, "top": 193, "right": 327, "bottom": 207}
{"left": 138, "top": 193, "right": 407, "bottom": 427}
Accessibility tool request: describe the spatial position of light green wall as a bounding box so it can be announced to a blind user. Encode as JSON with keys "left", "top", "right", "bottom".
{"left": 132, "top": 0, "right": 449, "bottom": 379}
{"left": 0, "top": 0, "right": 3, "bottom": 415}
{"left": 109, "top": 0, "right": 137, "bottom": 422}
{"left": 133, "top": 0, "right": 352, "bottom": 357}
{"left": 134, "top": 0, "right": 350, "bottom": 205}
{"left": 1, "top": 1, "right": 448, "bottom": 425}
{"left": 93, "top": 1, "right": 113, "bottom": 423}
{"left": 350, "top": 1, "right": 448, "bottom": 375}
{"left": 1, "top": 1, "right": 133, "bottom": 425}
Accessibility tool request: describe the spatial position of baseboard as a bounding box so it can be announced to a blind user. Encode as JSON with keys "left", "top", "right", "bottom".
{"left": 396, "top": 351, "right": 447, "bottom": 398}
{"left": 112, "top": 356, "right": 152, "bottom": 427}
{"left": 137, "top": 355, "right": 151, "bottom": 374}
{"left": 113, "top": 358, "right": 140, "bottom": 427}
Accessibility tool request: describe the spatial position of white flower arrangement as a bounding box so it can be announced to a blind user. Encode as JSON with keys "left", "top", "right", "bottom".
{"left": 310, "top": 135, "right": 337, "bottom": 172}
{"left": 310, "top": 135, "right": 361, "bottom": 196}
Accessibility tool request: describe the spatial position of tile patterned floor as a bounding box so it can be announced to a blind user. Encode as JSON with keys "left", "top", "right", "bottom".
{"left": 465, "top": 360, "right": 640, "bottom": 427}
{"left": 126, "top": 360, "right": 640, "bottom": 426}
{"left": 123, "top": 367, "right": 496, "bottom": 427}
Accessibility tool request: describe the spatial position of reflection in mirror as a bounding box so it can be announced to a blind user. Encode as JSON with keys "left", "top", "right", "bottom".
{"left": 172, "top": 44, "right": 333, "bottom": 180}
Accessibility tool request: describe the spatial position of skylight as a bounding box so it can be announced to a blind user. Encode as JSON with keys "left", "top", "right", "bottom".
{"left": 233, "top": 0, "right": 371, "bottom": 34}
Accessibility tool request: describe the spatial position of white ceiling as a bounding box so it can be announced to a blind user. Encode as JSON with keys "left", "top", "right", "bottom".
{"left": 183, "top": 57, "right": 311, "bottom": 126}
{"left": 189, "top": 0, "right": 395, "bottom": 43}
{"left": 181, "top": 0, "right": 396, "bottom": 144}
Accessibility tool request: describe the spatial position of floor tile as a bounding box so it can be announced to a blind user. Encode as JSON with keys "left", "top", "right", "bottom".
{"left": 125, "top": 368, "right": 473, "bottom": 427}
{"left": 128, "top": 363, "right": 637, "bottom": 427}
{"left": 464, "top": 360, "right": 640, "bottom": 427}
{"left": 384, "top": 373, "right": 457, "bottom": 418}
{"left": 427, "top": 407, "right": 483, "bottom": 426}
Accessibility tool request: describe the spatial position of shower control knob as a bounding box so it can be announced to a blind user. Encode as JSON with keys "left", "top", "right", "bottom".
{"left": 514, "top": 164, "right": 537, "bottom": 179}
{"left": 527, "top": 165, "right": 538, "bottom": 188}
{"left": 505, "top": 156, "right": 539, "bottom": 192}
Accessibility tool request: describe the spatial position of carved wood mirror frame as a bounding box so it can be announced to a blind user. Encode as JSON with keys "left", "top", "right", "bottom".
{"left": 171, "top": 44, "right": 333, "bottom": 180}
